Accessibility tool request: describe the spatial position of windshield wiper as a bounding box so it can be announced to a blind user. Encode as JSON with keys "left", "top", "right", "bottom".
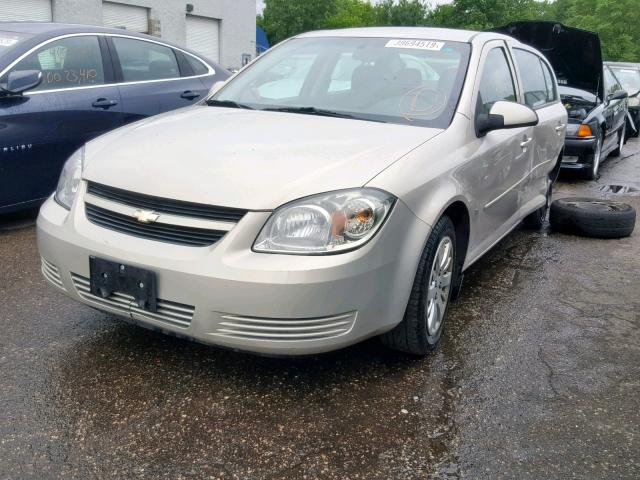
{"left": 262, "top": 106, "right": 372, "bottom": 121}
{"left": 205, "top": 98, "right": 254, "bottom": 109}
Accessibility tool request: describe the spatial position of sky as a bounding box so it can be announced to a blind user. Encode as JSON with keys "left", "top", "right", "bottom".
{"left": 256, "top": 0, "right": 453, "bottom": 14}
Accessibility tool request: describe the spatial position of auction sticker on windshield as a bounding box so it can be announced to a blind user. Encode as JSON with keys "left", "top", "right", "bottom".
{"left": 385, "top": 39, "right": 445, "bottom": 51}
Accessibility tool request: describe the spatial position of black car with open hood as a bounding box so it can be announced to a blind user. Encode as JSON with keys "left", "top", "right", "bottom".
{"left": 492, "top": 21, "right": 629, "bottom": 180}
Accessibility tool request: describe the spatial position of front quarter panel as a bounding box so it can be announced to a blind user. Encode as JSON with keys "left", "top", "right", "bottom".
{"left": 366, "top": 113, "right": 474, "bottom": 239}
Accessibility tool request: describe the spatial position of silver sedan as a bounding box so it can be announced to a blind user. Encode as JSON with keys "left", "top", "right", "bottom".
{"left": 38, "top": 27, "right": 567, "bottom": 355}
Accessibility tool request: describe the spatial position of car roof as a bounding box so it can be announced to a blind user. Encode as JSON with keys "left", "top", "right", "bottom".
{"left": 0, "top": 22, "right": 216, "bottom": 64}
{"left": 0, "top": 21, "right": 149, "bottom": 36}
{"left": 296, "top": 26, "right": 515, "bottom": 44}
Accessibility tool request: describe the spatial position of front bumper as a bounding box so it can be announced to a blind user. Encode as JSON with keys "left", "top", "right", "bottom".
{"left": 37, "top": 187, "right": 430, "bottom": 355}
{"left": 561, "top": 136, "right": 597, "bottom": 169}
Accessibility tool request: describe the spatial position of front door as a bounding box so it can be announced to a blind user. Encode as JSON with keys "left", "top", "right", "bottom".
{"left": 0, "top": 34, "right": 122, "bottom": 209}
{"left": 466, "top": 43, "right": 530, "bottom": 254}
{"left": 603, "top": 67, "right": 626, "bottom": 151}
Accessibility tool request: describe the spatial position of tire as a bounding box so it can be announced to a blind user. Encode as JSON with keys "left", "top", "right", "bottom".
{"left": 610, "top": 124, "right": 625, "bottom": 157}
{"left": 583, "top": 134, "right": 602, "bottom": 181}
{"left": 523, "top": 182, "right": 552, "bottom": 229}
{"left": 549, "top": 198, "right": 636, "bottom": 239}
{"left": 381, "top": 216, "right": 457, "bottom": 355}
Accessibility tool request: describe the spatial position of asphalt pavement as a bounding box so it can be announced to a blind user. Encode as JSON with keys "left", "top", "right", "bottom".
{"left": 1, "top": 139, "right": 639, "bottom": 479}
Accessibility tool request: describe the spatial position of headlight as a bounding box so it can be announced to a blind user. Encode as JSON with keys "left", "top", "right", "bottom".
{"left": 565, "top": 123, "right": 580, "bottom": 136}
{"left": 253, "top": 189, "right": 396, "bottom": 254}
{"left": 54, "top": 146, "right": 84, "bottom": 210}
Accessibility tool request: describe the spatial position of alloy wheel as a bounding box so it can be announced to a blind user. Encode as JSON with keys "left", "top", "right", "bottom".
{"left": 425, "top": 236, "right": 454, "bottom": 336}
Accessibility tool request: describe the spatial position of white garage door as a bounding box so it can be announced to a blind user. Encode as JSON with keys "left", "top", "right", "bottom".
{"left": 0, "top": 0, "right": 52, "bottom": 21}
{"left": 102, "top": 2, "right": 148, "bottom": 33}
{"left": 186, "top": 15, "right": 220, "bottom": 63}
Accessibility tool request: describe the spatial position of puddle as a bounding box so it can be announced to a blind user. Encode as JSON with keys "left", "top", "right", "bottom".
{"left": 598, "top": 184, "right": 640, "bottom": 196}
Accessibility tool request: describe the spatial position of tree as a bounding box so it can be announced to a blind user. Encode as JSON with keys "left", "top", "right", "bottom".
{"left": 427, "top": 0, "right": 555, "bottom": 31}
{"left": 258, "top": 0, "right": 640, "bottom": 62}
{"left": 374, "top": 0, "right": 429, "bottom": 26}
{"left": 324, "top": 0, "right": 377, "bottom": 29}
{"left": 554, "top": 0, "right": 640, "bottom": 61}
{"left": 258, "top": 0, "right": 338, "bottom": 45}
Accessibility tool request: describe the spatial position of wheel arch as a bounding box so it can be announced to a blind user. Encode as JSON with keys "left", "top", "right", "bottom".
{"left": 439, "top": 200, "right": 471, "bottom": 273}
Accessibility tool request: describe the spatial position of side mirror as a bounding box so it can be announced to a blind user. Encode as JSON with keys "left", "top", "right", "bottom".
{"left": 607, "top": 90, "right": 628, "bottom": 103}
{"left": 0, "top": 70, "right": 42, "bottom": 95}
{"left": 476, "top": 101, "right": 538, "bottom": 137}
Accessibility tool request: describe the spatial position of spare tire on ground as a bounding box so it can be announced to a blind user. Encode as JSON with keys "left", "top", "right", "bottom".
{"left": 550, "top": 198, "right": 636, "bottom": 239}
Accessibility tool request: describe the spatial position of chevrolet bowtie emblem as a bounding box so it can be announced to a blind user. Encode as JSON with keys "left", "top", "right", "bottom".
{"left": 133, "top": 209, "right": 160, "bottom": 224}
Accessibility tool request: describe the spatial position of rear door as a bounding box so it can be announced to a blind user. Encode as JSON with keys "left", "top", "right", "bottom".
{"left": 511, "top": 47, "right": 566, "bottom": 209}
{"left": 0, "top": 34, "right": 122, "bottom": 209}
{"left": 107, "top": 36, "right": 209, "bottom": 123}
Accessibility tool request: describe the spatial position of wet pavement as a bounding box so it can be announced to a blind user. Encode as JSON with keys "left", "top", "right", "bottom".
{"left": 1, "top": 140, "right": 639, "bottom": 479}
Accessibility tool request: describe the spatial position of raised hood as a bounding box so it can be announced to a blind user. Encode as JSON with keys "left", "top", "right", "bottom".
{"left": 492, "top": 21, "right": 603, "bottom": 100}
{"left": 82, "top": 106, "right": 441, "bottom": 210}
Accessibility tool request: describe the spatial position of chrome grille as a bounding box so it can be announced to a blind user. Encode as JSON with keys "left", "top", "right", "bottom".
{"left": 72, "top": 273, "right": 194, "bottom": 328}
{"left": 87, "top": 182, "right": 247, "bottom": 222}
{"left": 41, "top": 258, "right": 66, "bottom": 291}
{"left": 85, "top": 203, "right": 226, "bottom": 247}
{"left": 211, "top": 312, "right": 357, "bottom": 341}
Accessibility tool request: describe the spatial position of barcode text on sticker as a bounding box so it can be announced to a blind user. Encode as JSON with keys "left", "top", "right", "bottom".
{"left": 385, "top": 39, "right": 445, "bottom": 51}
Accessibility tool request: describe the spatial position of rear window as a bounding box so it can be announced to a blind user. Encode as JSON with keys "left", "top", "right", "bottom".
{"left": 185, "top": 54, "right": 209, "bottom": 76}
{"left": 0, "top": 30, "right": 32, "bottom": 59}
{"left": 112, "top": 37, "right": 180, "bottom": 82}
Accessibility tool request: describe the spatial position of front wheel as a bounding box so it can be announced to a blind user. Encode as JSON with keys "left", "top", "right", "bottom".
{"left": 381, "top": 216, "right": 457, "bottom": 355}
{"left": 583, "top": 135, "right": 602, "bottom": 181}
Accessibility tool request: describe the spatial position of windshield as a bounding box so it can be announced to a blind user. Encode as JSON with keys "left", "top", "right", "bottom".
{"left": 214, "top": 37, "right": 471, "bottom": 128}
{"left": 558, "top": 85, "right": 597, "bottom": 104}
{"left": 610, "top": 67, "right": 640, "bottom": 94}
{"left": 0, "top": 30, "right": 31, "bottom": 59}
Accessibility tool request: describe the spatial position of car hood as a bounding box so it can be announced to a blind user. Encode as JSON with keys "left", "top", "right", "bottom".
{"left": 492, "top": 21, "right": 603, "bottom": 99}
{"left": 83, "top": 106, "right": 441, "bottom": 210}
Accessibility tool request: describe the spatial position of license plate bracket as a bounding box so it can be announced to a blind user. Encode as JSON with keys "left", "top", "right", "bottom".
{"left": 89, "top": 257, "right": 157, "bottom": 312}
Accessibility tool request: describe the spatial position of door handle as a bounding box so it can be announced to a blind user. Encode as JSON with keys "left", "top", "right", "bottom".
{"left": 520, "top": 137, "right": 533, "bottom": 148}
{"left": 92, "top": 98, "right": 118, "bottom": 109}
{"left": 555, "top": 124, "right": 566, "bottom": 132}
{"left": 180, "top": 91, "right": 200, "bottom": 100}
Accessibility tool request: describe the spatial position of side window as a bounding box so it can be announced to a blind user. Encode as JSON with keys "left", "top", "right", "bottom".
{"left": 604, "top": 68, "right": 622, "bottom": 95}
{"left": 477, "top": 47, "right": 516, "bottom": 115}
{"left": 185, "top": 54, "right": 209, "bottom": 76}
{"left": 8, "top": 35, "right": 104, "bottom": 92}
{"left": 540, "top": 59, "right": 558, "bottom": 103}
{"left": 112, "top": 37, "right": 179, "bottom": 82}
{"left": 514, "top": 49, "right": 548, "bottom": 108}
